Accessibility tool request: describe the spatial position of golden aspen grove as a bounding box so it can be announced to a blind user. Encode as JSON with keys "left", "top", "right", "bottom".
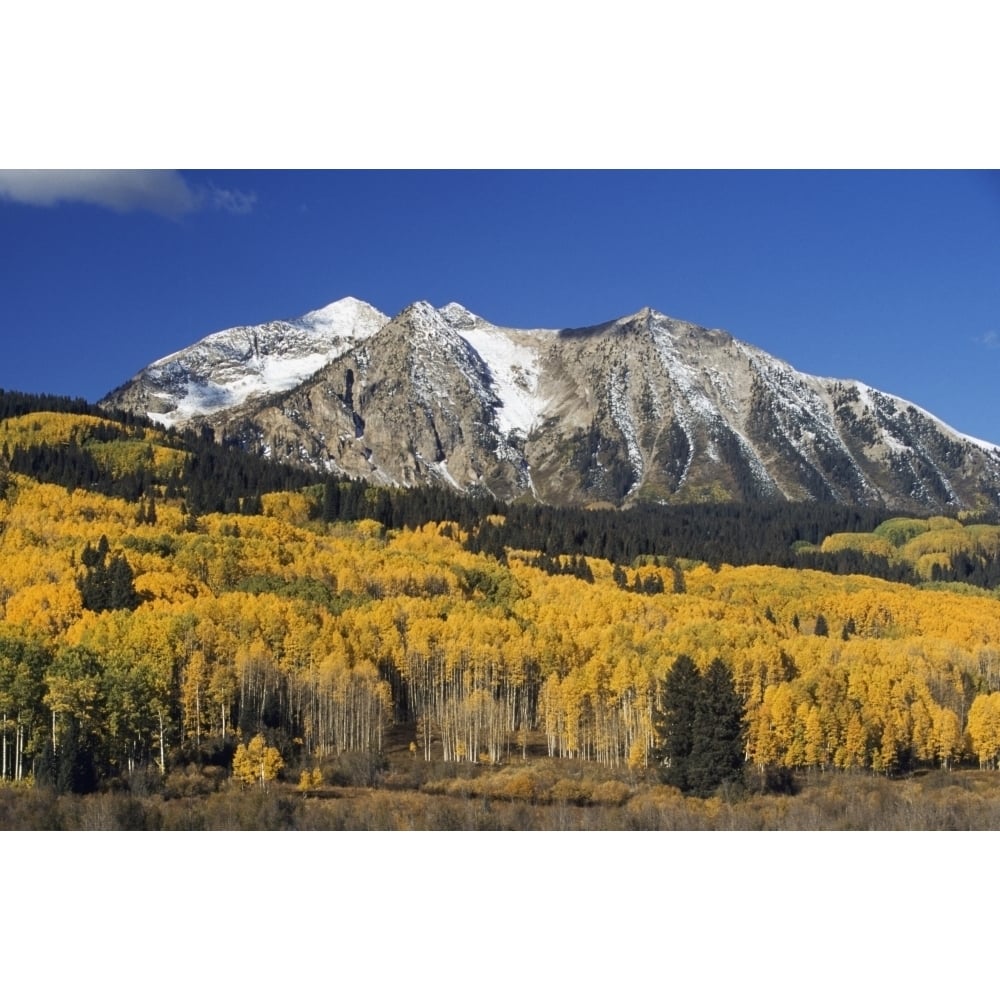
{"left": 5, "top": 403, "right": 1000, "bottom": 828}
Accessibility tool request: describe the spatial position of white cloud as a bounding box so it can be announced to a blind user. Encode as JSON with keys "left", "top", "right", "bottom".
{"left": 207, "top": 184, "right": 257, "bottom": 215}
{"left": 976, "top": 331, "right": 999, "bottom": 350}
{"left": 0, "top": 170, "right": 254, "bottom": 217}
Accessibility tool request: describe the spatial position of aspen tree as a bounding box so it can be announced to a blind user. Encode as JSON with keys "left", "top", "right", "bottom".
{"left": 967, "top": 693, "right": 1000, "bottom": 769}
{"left": 232, "top": 733, "right": 284, "bottom": 789}
{"left": 932, "top": 706, "right": 962, "bottom": 769}
{"left": 803, "top": 705, "right": 826, "bottom": 769}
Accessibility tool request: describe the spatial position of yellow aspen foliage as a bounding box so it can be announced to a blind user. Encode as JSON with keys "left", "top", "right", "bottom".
{"left": 5, "top": 581, "right": 83, "bottom": 637}
{"left": 0, "top": 412, "right": 117, "bottom": 449}
{"left": 133, "top": 570, "right": 209, "bottom": 606}
{"left": 232, "top": 733, "right": 285, "bottom": 789}
{"left": 181, "top": 649, "right": 209, "bottom": 747}
{"left": 803, "top": 705, "right": 826, "bottom": 769}
{"left": 820, "top": 532, "right": 894, "bottom": 560}
{"left": 15, "top": 458, "right": 1000, "bottom": 782}
{"left": 627, "top": 739, "right": 647, "bottom": 770}
{"left": 837, "top": 712, "right": 869, "bottom": 770}
{"left": 261, "top": 491, "right": 313, "bottom": 525}
{"left": 762, "top": 684, "right": 797, "bottom": 766}
{"left": 297, "top": 767, "right": 322, "bottom": 792}
{"left": 781, "top": 701, "right": 812, "bottom": 767}
{"left": 931, "top": 706, "right": 962, "bottom": 769}
{"left": 966, "top": 693, "right": 1000, "bottom": 769}
{"left": 909, "top": 698, "right": 934, "bottom": 763}
{"left": 748, "top": 702, "right": 779, "bottom": 769}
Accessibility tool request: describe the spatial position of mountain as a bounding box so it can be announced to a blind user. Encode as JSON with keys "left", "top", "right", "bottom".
{"left": 101, "top": 298, "right": 1000, "bottom": 514}
{"left": 102, "top": 297, "right": 388, "bottom": 427}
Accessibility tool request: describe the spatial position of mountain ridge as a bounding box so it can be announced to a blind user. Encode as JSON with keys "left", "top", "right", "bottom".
{"left": 100, "top": 296, "right": 1000, "bottom": 514}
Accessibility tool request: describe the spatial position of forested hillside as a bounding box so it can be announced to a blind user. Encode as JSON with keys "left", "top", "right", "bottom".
{"left": 3, "top": 393, "right": 1000, "bottom": 825}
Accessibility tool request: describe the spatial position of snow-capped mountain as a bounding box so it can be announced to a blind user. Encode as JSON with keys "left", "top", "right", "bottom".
{"left": 102, "top": 298, "right": 1000, "bottom": 513}
{"left": 102, "top": 297, "right": 388, "bottom": 426}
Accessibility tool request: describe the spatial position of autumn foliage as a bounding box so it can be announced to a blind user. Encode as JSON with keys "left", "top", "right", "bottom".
{"left": 4, "top": 409, "right": 1000, "bottom": 805}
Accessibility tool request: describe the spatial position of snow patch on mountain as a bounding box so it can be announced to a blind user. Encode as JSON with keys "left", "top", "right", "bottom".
{"left": 402, "top": 303, "right": 494, "bottom": 413}
{"left": 454, "top": 312, "right": 549, "bottom": 436}
{"left": 647, "top": 313, "right": 723, "bottom": 425}
{"left": 733, "top": 427, "right": 778, "bottom": 493}
{"left": 606, "top": 365, "right": 644, "bottom": 492}
{"left": 855, "top": 382, "right": 999, "bottom": 453}
{"left": 109, "top": 297, "right": 388, "bottom": 428}
{"left": 152, "top": 351, "right": 337, "bottom": 428}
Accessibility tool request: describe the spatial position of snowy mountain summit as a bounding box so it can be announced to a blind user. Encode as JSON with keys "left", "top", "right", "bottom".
{"left": 103, "top": 297, "right": 388, "bottom": 427}
{"left": 102, "top": 297, "right": 1000, "bottom": 514}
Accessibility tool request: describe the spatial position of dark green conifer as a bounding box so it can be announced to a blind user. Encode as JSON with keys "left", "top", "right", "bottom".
{"left": 687, "top": 658, "right": 746, "bottom": 797}
{"left": 107, "top": 554, "right": 139, "bottom": 611}
{"left": 653, "top": 654, "right": 701, "bottom": 793}
{"left": 653, "top": 655, "right": 746, "bottom": 797}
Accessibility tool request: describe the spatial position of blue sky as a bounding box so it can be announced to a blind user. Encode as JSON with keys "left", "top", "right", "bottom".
{"left": 2, "top": 169, "right": 998, "bottom": 441}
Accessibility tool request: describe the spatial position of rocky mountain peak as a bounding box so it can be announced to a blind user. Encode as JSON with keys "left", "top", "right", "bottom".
{"left": 438, "top": 302, "right": 481, "bottom": 328}
{"left": 101, "top": 296, "right": 1000, "bottom": 514}
{"left": 100, "top": 296, "right": 388, "bottom": 427}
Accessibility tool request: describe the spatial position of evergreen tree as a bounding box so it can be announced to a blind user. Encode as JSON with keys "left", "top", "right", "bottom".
{"left": 107, "top": 554, "right": 139, "bottom": 611}
{"left": 653, "top": 655, "right": 701, "bottom": 793}
{"left": 653, "top": 655, "right": 746, "bottom": 797}
{"left": 573, "top": 554, "right": 594, "bottom": 583}
{"left": 36, "top": 716, "right": 99, "bottom": 794}
{"left": 687, "top": 658, "right": 746, "bottom": 797}
{"left": 77, "top": 543, "right": 139, "bottom": 612}
{"left": 241, "top": 493, "right": 263, "bottom": 516}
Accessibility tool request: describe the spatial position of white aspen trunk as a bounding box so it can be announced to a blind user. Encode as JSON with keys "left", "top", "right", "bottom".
{"left": 2, "top": 712, "right": 6, "bottom": 780}
{"left": 158, "top": 710, "right": 166, "bottom": 774}
{"left": 52, "top": 710, "right": 57, "bottom": 753}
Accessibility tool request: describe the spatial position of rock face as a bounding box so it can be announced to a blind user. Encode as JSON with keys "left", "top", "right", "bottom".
{"left": 102, "top": 297, "right": 1000, "bottom": 514}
